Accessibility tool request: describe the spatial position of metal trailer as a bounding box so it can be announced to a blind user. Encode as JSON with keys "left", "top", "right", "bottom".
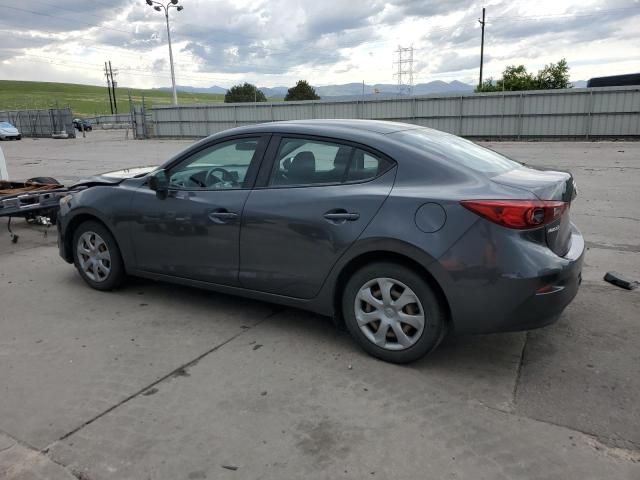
{"left": 0, "top": 180, "right": 80, "bottom": 243}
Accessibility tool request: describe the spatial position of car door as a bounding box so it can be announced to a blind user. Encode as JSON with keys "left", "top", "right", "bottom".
{"left": 129, "top": 135, "right": 268, "bottom": 285}
{"left": 239, "top": 135, "right": 397, "bottom": 299}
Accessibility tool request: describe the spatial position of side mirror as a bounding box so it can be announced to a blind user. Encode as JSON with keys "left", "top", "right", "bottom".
{"left": 148, "top": 169, "right": 169, "bottom": 198}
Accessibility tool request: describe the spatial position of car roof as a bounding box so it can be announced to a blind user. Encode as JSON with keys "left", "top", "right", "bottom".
{"left": 225, "top": 119, "right": 422, "bottom": 136}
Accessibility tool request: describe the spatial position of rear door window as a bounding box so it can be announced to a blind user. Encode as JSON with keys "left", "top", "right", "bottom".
{"left": 268, "top": 137, "right": 391, "bottom": 187}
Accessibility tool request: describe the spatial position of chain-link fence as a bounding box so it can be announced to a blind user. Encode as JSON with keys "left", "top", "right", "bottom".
{"left": 0, "top": 108, "right": 75, "bottom": 138}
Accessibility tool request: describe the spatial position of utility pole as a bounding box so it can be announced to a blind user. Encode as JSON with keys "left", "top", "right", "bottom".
{"left": 478, "top": 7, "right": 486, "bottom": 89}
{"left": 104, "top": 62, "right": 114, "bottom": 114}
{"left": 109, "top": 61, "right": 118, "bottom": 114}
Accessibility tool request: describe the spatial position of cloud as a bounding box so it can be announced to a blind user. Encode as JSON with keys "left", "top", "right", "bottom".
{"left": 435, "top": 52, "right": 486, "bottom": 73}
{"left": 0, "top": 0, "right": 131, "bottom": 33}
{"left": 176, "top": 0, "right": 384, "bottom": 74}
{"left": 0, "top": 0, "right": 638, "bottom": 88}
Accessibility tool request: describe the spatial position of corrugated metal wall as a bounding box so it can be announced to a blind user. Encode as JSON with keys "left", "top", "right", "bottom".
{"left": 147, "top": 86, "right": 640, "bottom": 139}
{"left": 0, "top": 108, "right": 75, "bottom": 138}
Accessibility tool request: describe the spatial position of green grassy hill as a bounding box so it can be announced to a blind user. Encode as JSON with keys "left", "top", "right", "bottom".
{"left": 0, "top": 80, "right": 225, "bottom": 116}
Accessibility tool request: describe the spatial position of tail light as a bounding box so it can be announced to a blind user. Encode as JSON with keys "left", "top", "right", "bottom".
{"left": 460, "top": 200, "right": 567, "bottom": 230}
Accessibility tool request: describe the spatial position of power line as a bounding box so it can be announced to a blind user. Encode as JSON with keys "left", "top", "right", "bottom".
{"left": 489, "top": 5, "right": 640, "bottom": 20}
{"left": 0, "top": 4, "right": 133, "bottom": 35}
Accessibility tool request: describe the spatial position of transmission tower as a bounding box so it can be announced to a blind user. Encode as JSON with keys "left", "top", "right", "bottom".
{"left": 393, "top": 45, "right": 414, "bottom": 96}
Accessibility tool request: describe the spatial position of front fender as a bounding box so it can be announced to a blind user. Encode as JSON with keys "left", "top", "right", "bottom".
{"left": 58, "top": 185, "right": 135, "bottom": 266}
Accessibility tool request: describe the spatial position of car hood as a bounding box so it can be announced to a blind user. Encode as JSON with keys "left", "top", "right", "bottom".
{"left": 72, "top": 166, "right": 158, "bottom": 187}
{"left": 0, "top": 127, "right": 19, "bottom": 134}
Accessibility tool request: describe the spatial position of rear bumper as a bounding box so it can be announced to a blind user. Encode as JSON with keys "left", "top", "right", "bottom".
{"left": 441, "top": 223, "right": 585, "bottom": 335}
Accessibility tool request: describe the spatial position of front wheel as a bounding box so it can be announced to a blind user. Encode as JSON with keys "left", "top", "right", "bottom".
{"left": 342, "top": 262, "right": 446, "bottom": 363}
{"left": 72, "top": 221, "right": 125, "bottom": 291}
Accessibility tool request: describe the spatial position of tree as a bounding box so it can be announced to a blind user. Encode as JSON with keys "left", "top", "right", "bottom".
{"left": 224, "top": 83, "right": 267, "bottom": 103}
{"left": 475, "top": 59, "right": 571, "bottom": 92}
{"left": 476, "top": 77, "right": 499, "bottom": 92}
{"left": 285, "top": 80, "right": 320, "bottom": 101}
{"left": 535, "top": 59, "right": 570, "bottom": 89}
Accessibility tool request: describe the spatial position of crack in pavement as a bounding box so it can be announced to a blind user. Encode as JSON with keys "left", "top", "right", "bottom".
{"left": 574, "top": 213, "right": 640, "bottom": 223}
{"left": 44, "top": 307, "right": 286, "bottom": 454}
{"left": 585, "top": 241, "right": 640, "bottom": 253}
{"left": 0, "top": 427, "right": 38, "bottom": 453}
{"left": 511, "top": 331, "right": 528, "bottom": 407}
{"left": 477, "top": 401, "right": 640, "bottom": 460}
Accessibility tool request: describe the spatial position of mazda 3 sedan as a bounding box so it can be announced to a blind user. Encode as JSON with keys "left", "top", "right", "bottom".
{"left": 58, "top": 120, "right": 584, "bottom": 363}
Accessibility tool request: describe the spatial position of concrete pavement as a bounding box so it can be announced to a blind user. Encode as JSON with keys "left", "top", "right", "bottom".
{"left": 1, "top": 132, "right": 638, "bottom": 479}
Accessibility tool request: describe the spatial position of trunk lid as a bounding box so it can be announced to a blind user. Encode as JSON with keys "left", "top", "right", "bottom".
{"left": 492, "top": 167, "right": 577, "bottom": 256}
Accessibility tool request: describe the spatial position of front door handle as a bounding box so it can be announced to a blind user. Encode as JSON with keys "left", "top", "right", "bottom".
{"left": 323, "top": 210, "right": 360, "bottom": 223}
{"left": 208, "top": 209, "right": 239, "bottom": 223}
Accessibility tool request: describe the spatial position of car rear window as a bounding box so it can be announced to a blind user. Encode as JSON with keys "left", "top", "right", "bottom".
{"left": 390, "top": 128, "right": 521, "bottom": 175}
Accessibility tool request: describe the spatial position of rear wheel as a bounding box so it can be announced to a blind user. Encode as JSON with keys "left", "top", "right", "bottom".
{"left": 342, "top": 262, "right": 446, "bottom": 363}
{"left": 72, "top": 221, "right": 125, "bottom": 291}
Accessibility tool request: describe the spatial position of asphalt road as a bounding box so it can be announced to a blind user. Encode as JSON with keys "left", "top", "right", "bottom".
{"left": 1, "top": 131, "right": 638, "bottom": 479}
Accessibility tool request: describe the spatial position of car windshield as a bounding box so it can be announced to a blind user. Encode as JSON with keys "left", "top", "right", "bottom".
{"left": 390, "top": 128, "right": 521, "bottom": 175}
{"left": 0, "top": 122, "right": 14, "bottom": 128}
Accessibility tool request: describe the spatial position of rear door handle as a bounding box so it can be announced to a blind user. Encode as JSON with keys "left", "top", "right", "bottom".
{"left": 323, "top": 210, "right": 360, "bottom": 222}
{"left": 208, "top": 209, "right": 239, "bottom": 223}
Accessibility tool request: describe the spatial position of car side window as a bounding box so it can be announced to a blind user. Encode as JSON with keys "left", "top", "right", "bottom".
{"left": 168, "top": 138, "right": 260, "bottom": 190}
{"left": 268, "top": 138, "right": 387, "bottom": 187}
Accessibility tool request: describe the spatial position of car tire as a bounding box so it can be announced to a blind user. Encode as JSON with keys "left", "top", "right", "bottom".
{"left": 72, "top": 221, "right": 125, "bottom": 291}
{"left": 342, "top": 262, "right": 446, "bottom": 363}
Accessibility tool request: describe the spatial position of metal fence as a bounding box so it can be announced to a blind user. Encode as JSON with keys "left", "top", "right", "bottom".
{"left": 85, "top": 113, "right": 133, "bottom": 126}
{"left": 146, "top": 86, "right": 640, "bottom": 139}
{"left": 0, "top": 108, "right": 75, "bottom": 138}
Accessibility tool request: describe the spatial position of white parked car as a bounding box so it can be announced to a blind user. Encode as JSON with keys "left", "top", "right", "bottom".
{"left": 0, "top": 122, "right": 21, "bottom": 140}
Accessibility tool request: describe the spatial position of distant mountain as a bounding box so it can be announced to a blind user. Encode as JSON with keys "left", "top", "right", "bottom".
{"left": 155, "top": 85, "right": 227, "bottom": 94}
{"left": 571, "top": 80, "right": 587, "bottom": 88}
{"left": 259, "top": 86, "right": 289, "bottom": 97}
{"left": 314, "top": 81, "right": 473, "bottom": 98}
{"left": 159, "top": 80, "right": 474, "bottom": 99}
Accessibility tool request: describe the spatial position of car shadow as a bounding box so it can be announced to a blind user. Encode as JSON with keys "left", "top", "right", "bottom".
{"left": 62, "top": 271, "right": 525, "bottom": 405}
{"left": 116, "top": 275, "right": 526, "bottom": 373}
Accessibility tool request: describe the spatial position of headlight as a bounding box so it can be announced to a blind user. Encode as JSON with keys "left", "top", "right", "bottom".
{"left": 60, "top": 194, "right": 73, "bottom": 207}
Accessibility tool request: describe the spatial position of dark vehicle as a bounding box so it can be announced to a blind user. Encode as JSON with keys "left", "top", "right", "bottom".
{"left": 586, "top": 73, "right": 640, "bottom": 88}
{"left": 57, "top": 120, "right": 584, "bottom": 363}
{"left": 73, "top": 118, "right": 93, "bottom": 132}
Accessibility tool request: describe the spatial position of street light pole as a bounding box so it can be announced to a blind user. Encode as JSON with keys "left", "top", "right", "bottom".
{"left": 146, "top": 0, "right": 183, "bottom": 106}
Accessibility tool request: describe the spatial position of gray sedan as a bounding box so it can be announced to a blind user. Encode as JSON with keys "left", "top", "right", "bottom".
{"left": 57, "top": 120, "right": 584, "bottom": 363}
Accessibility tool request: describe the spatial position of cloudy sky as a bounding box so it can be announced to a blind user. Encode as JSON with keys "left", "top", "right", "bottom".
{"left": 0, "top": 0, "right": 639, "bottom": 89}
